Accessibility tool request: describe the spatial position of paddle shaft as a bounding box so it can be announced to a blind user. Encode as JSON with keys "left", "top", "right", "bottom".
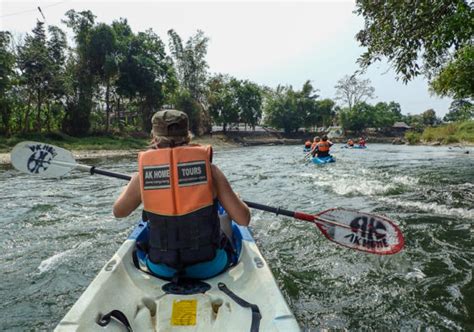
{"left": 243, "top": 201, "right": 314, "bottom": 221}
{"left": 89, "top": 166, "right": 132, "bottom": 181}
{"left": 84, "top": 166, "right": 349, "bottom": 228}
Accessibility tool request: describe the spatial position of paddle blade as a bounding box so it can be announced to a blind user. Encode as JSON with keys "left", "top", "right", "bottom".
{"left": 314, "top": 208, "right": 404, "bottom": 255}
{"left": 11, "top": 141, "right": 77, "bottom": 178}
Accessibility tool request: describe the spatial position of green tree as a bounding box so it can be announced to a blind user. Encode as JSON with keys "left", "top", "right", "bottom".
{"left": 0, "top": 31, "right": 16, "bottom": 136}
{"left": 339, "top": 102, "right": 373, "bottom": 133}
{"left": 117, "top": 30, "right": 175, "bottom": 132}
{"left": 46, "top": 25, "right": 68, "bottom": 132}
{"left": 89, "top": 23, "right": 118, "bottom": 132}
{"left": 335, "top": 74, "right": 375, "bottom": 111}
{"left": 430, "top": 45, "right": 474, "bottom": 99}
{"left": 444, "top": 99, "right": 473, "bottom": 122}
{"left": 372, "top": 101, "right": 403, "bottom": 128}
{"left": 355, "top": 0, "right": 474, "bottom": 95}
{"left": 168, "top": 29, "right": 209, "bottom": 103}
{"left": 233, "top": 79, "right": 263, "bottom": 130}
{"left": 421, "top": 109, "right": 440, "bottom": 127}
{"left": 298, "top": 80, "right": 319, "bottom": 130}
{"left": 207, "top": 74, "right": 239, "bottom": 132}
{"left": 62, "top": 9, "right": 96, "bottom": 136}
{"left": 264, "top": 85, "right": 302, "bottom": 133}
{"left": 17, "top": 21, "right": 52, "bottom": 132}
{"left": 315, "top": 99, "right": 336, "bottom": 128}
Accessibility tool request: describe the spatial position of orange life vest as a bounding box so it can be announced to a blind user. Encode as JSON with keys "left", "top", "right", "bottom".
{"left": 317, "top": 141, "right": 330, "bottom": 152}
{"left": 139, "top": 145, "right": 214, "bottom": 216}
{"left": 304, "top": 141, "right": 311, "bottom": 148}
{"left": 138, "top": 145, "right": 221, "bottom": 269}
{"left": 311, "top": 142, "right": 318, "bottom": 149}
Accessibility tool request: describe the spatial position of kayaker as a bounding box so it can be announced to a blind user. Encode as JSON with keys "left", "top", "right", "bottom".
{"left": 316, "top": 135, "right": 333, "bottom": 158}
{"left": 358, "top": 137, "right": 366, "bottom": 147}
{"left": 347, "top": 138, "right": 354, "bottom": 147}
{"left": 304, "top": 139, "right": 311, "bottom": 149}
{"left": 113, "top": 109, "right": 250, "bottom": 280}
{"left": 310, "top": 136, "right": 320, "bottom": 157}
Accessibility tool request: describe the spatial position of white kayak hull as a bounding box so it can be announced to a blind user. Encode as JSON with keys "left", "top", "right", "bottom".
{"left": 55, "top": 221, "right": 300, "bottom": 331}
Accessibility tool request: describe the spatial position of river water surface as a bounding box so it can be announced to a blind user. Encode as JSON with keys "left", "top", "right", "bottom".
{"left": 0, "top": 144, "right": 473, "bottom": 331}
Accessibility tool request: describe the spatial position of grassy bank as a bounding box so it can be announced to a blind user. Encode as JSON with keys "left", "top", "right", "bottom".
{"left": 405, "top": 121, "right": 474, "bottom": 145}
{"left": 0, "top": 133, "right": 149, "bottom": 153}
{"left": 0, "top": 132, "right": 241, "bottom": 153}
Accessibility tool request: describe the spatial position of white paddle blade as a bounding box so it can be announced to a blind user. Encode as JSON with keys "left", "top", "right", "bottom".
{"left": 11, "top": 141, "right": 77, "bottom": 178}
{"left": 315, "top": 208, "right": 404, "bottom": 255}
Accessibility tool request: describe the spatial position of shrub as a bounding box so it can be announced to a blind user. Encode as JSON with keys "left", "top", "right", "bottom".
{"left": 405, "top": 131, "right": 421, "bottom": 144}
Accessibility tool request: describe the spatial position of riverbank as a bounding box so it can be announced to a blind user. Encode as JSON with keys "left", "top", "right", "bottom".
{"left": 0, "top": 134, "right": 239, "bottom": 165}
{"left": 1, "top": 132, "right": 472, "bottom": 165}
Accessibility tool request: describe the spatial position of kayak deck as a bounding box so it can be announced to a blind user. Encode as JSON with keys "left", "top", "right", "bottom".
{"left": 311, "top": 155, "right": 335, "bottom": 164}
{"left": 55, "top": 221, "right": 300, "bottom": 331}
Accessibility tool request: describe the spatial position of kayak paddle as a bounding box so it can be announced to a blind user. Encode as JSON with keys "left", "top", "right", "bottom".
{"left": 10, "top": 141, "right": 404, "bottom": 255}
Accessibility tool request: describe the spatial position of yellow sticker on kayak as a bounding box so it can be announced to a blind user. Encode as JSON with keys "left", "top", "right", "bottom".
{"left": 171, "top": 299, "right": 197, "bottom": 326}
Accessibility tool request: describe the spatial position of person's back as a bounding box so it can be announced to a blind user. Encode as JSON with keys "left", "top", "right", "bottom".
{"left": 317, "top": 135, "right": 333, "bottom": 157}
{"left": 359, "top": 137, "right": 366, "bottom": 147}
{"left": 304, "top": 140, "right": 311, "bottom": 148}
{"left": 311, "top": 136, "right": 320, "bottom": 157}
{"left": 113, "top": 109, "right": 250, "bottom": 280}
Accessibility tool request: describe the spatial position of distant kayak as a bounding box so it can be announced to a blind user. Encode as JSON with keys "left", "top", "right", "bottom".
{"left": 342, "top": 145, "right": 367, "bottom": 149}
{"left": 312, "top": 155, "right": 335, "bottom": 164}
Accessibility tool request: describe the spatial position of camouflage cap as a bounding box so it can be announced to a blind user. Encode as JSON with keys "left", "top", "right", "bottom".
{"left": 152, "top": 109, "right": 189, "bottom": 137}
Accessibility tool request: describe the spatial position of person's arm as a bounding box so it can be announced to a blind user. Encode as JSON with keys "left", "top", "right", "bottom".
{"left": 212, "top": 164, "right": 250, "bottom": 226}
{"left": 113, "top": 173, "right": 142, "bottom": 218}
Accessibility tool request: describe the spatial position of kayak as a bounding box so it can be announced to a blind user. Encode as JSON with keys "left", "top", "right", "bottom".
{"left": 342, "top": 145, "right": 366, "bottom": 149}
{"left": 312, "top": 155, "right": 335, "bottom": 164}
{"left": 55, "top": 220, "right": 300, "bottom": 331}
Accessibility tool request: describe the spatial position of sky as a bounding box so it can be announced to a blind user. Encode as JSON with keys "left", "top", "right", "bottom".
{"left": 0, "top": 0, "right": 453, "bottom": 116}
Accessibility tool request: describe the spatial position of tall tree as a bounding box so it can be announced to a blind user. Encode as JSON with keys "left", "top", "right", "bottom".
{"left": 168, "top": 30, "right": 211, "bottom": 134}
{"left": 168, "top": 29, "right": 209, "bottom": 103}
{"left": 62, "top": 9, "right": 96, "bottom": 136}
{"left": 117, "top": 29, "right": 175, "bottom": 132}
{"left": 443, "top": 99, "right": 473, "bottom": 122}
{"left": 421, "top": 109, "right": 440, "bottom": 127}
{"left": 334, "top": 74, "right": 375, "bottom": 111}
{"left": 355, "top": 0, "right": 474, "bottom": 95}
{"left": 207, "top": 74, "right": 239, "bottom": 132}
{"left": 0, "top": 31, "right": 16, "bottom": 136}
{"left": 46, "top": 25, "right": 68, "bottom": 131}
{"left": 263, "top": 85, "right": 302, "bottom": 133}
{"left": 233, "top": 79, "right": 263, "bottom": 130}
{"left": 89, "top": 23, "right": 118, "bottom": 132}
{"left": 17, "top": 21, "right": 52, "bottom": 132}
{"left": 316, "top": 99, "right": 336, "bottom": 128}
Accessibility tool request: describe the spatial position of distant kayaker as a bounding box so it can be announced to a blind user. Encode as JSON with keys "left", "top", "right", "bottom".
{"left": 316, "top": 135, "right": 333, "bottom": 158}
{"left": 347, "top": 139, "right": 354, "bottom": 147}
{"left": 113, "top": 109, "right": 250, "bottom": 280}
{"left": 358, "top": 137, "right": 366, "bottom": 147}
{"left": 310, "top": 136, "right": 320, "bottom": 157}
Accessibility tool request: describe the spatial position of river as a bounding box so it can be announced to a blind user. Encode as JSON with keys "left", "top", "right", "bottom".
{"left": 0, "top": 144, "right": 473, "bottom": 330}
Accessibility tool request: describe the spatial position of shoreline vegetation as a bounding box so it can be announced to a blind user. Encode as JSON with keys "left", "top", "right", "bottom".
{"left": 1, "top": 121, "right": 473, "bottom": 165}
